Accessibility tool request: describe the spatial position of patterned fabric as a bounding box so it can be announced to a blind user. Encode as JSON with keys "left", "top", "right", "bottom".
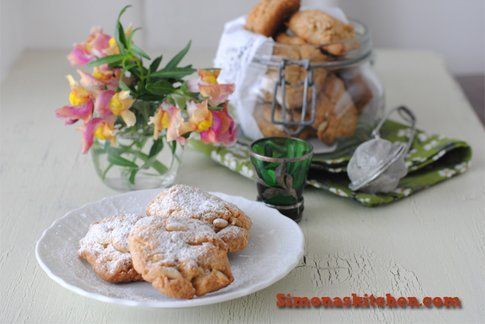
{"left": 190, "top": 120, "right": 472, "bottom": 207}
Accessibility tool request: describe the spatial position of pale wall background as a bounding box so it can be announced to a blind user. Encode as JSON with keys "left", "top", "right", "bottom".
{"left": 1, "top": 0, "right": 484, "bottom": 82}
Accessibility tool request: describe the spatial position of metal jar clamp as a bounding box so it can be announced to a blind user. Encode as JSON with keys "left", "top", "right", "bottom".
{"left": 270, "top": 59, "right": 316, "bottom": 135}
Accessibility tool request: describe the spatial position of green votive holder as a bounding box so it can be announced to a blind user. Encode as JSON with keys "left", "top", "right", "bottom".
{"left": 249, "top": 137, "right": 313, "bottom": 223}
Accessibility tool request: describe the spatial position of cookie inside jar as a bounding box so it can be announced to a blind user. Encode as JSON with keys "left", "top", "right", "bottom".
{"left": 251, "top": 22, "right": 384, "bottom": 150}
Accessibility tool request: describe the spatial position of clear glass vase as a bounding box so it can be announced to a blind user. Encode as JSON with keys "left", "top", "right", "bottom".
{"left": 91, "top": 133, "right": 184, "bottom": 191}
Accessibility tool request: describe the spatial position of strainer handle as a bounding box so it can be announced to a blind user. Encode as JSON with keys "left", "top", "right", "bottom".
{"left": 372, "top": 106, "right": 416, "bottom": 152}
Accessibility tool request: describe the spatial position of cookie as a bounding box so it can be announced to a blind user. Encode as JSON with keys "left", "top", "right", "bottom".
{"left": 78, "top": 214, "right": 145, "bottom": 283}
{"left": 259, "top": 67, "right": 327, "bottom": 110}
{"left": 146, "top": 185, "right": 252, "bottom": 253}
{"left": 316, "top": 105, "right": 358, "bottom": 145}
{"left": 245, "top": 0, "right": 300, "bottom": 37}
{"left": 275, "top": 33, "right": 329, "bottom": 61}
{"left": 272, "top": 36, "right": 328, "bottom": 86}
{"left": 272, "top": 45, "right": 303, "bottom": 85}
{"left": 288, "top": 10, "right": 356, "bottom": 56}
{"left": 128, "top": 216, "right": 233, "bottom": 299}
{"left": 338, "top": 68, "right": 374, "bottom": 112}
{"left": 313, "top": 74, "right": 358, "bottom": 145}
{"left": 253, "top": 102, "right": 315, "bottom": 139}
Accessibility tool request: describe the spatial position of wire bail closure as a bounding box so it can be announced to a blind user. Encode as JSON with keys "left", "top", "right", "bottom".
{"left": 270, "top": 59, "right": 317, "bottom": 135}
{"left": 372, "top": 105, "right": 417, "bottom": 153}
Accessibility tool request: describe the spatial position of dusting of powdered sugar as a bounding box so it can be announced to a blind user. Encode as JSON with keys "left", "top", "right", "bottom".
{"left": 131, "top": 216, "right": 225, "bottom": 265}
{"left": 147, "top": 185, "right": 232, "bottom": 220}
{"left": 146, "top": 185, "right": 250, "bottom": 229}
{"left": 78, "top": 213, "right": 145, "bottom": 275}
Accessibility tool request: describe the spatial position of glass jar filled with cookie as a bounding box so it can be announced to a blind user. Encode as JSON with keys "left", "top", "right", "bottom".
{"left": 243, "top": 6, "right": 384, "bottom": 153}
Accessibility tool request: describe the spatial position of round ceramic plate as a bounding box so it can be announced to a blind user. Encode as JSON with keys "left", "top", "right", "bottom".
{"left": 35, "top": 189, "right": 304, "bottom": 308}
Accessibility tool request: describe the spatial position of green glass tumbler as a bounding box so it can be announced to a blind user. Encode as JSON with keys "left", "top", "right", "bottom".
{"left": 249, "top": 137, "right": 313, "bottom": 223}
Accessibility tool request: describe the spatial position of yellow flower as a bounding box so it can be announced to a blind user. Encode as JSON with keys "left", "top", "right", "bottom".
{"left": 92, "top": 67, "right": 109, "bottom": 82}
{"left": 67, "top": 75, "right": 91, "bottom": 106}
{"left": 187, "top": 100, "right": 212, "bottom": 132}
{"left": 94, "top": 121, "right": 116, "bottom": 143}
{"left": 106, "top": 37, "right": 120, "bottom": 55}
{"left": 198, "top": 69, "right": 221, "bottom": 84}
{"left": 148, "top": 107, "right": 171, "bottom": 139}
{"left": 109, "top": 90, "right": 136, "bottom": 126}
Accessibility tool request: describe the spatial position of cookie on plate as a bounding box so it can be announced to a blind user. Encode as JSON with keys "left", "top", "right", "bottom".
{"left": 78, "top": 213, "right": 145, "bottom": 283}
{"left": 146, "top": 185, "right": 252, "bottom": 253}
{"left": 288, "top": 10, "right": 356, "bottom": 56}
{"left": 245, "top": 0, "right": 300, "bottom": 37}
{"left": 128, "top": 216, "right": 234, "bottom": 299}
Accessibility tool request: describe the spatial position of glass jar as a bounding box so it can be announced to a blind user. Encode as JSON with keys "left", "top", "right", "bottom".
{"left": 242, "top": 20, "right": 384, "bottom": 154}
{"left": 91, "top": 131, "right": 184, "bottom": 191}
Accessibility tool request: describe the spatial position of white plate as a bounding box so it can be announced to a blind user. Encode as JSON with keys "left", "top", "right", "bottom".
{"left": 35, "top": 189, "right": 304, "bottom": 308}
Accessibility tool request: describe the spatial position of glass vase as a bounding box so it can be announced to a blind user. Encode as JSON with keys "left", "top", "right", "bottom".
{"left": 91, "top": 133, "right": 183, "bottom": 191}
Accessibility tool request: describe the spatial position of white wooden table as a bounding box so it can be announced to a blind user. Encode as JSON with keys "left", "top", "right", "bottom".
{"left": 1, "top": 49, "right": 484, "bottom": 323}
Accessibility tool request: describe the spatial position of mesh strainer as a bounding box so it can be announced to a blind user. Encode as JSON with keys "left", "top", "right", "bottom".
{"left": 347, "top": 106, "right": 416, "bottom": 193}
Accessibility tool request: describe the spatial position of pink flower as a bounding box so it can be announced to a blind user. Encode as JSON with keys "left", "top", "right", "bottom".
{"left": 55, "top": 100, "right": 93, "bottom": 125}
{"left": 80, "top": 117, "right": 102, "bottom": 153}
{"left": 188, "top": 69, "right": 235, "bottom": 107}
{"left": 80, "top": 116, "right": 116, "bottom": 153}
{"left": 77, "top": 69, "right": 105, "bottom": 92}
{"left": 94, "top": 90, "right": 115, "bottom": 117}
{"left": 200, "top": 105, "right": 237, "bottom": 145}
{"left": 199, "top": 83, "right": 235, "bottom": 107}
{"left": 92, "top": 65, "right": 121, "bottom": 89}
{"left": 67, "top": 44, "right": 94, "bottom": 66}
{"left": 87, "top": 27, "right": 111, "bottom": 57}
{"left": 67, "top": 27, "right": 112, "bottom": 66}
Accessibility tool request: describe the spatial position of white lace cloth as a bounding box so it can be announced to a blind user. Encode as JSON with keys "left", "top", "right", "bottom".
{"left": 214, "top": 16, "right": 272, "bottom": 140}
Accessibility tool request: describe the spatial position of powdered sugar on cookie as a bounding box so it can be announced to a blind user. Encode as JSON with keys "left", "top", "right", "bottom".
{"left": 145, "top": 184, "right": 252, "bottom": 253}
{"left": 147, "top": 185, "right": 233, "bottom": 220}
{"left": 78, "top": 213, "right": 145, "bottom": 283}
{"left": 128, "top": 216, "right": 234, "bottom": 299}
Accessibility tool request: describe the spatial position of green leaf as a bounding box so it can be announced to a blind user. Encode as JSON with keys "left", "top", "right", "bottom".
{"left": 208, "top": 104, "right": 225, "bottom": 111}
{"left": 127, "top": 27, "right": 142, "bottom": 45}
{"left": 119, "top": 79, "right": 130, "bottom": 91}
{"left": 108, "top": 153, "right": 138, "bottom": 168}
{"left": 87, "top": 54, "right": 125, "bottom": 68}
{"left": 170, "top": 141, "right": 177, "bottom": 155}
{"left": 131, "top": 65, "right": 148, "bottom": 79}
{"left": 115, "top": 5, "right": 131, "bottom": 52}
{"left": 137, "top": 93, "right": 165, "bottom": 101}
{"left": 149, "top": 138, "right": 164, "bottom": 157}
{"left": 128, "top": 168, "right": 138, "bottom": 184}
{"left": 151, "top": 67, "right": 195, "bottom": 79}
{"left": 132, "top": 44, "right": 151, "bottom": 60}
{"left": 150, "top": 55, "right": 163, "bottom": 72}
{"left": 118, "top": 5, "right": 132, "bottom": 20}
{"left": 113, "top": 144, "right": 169, "bottom": 175}
{"left": 164, "top": 41, "right": 192, "bottom": 70}
{"left": 169, "top": 93, "right": 187, "bottom": 109}
{"left": 146, "top": 80, "right": 174, "bottom": 95}
{"left": 116, "top": 22, "right": 128, "bottom": 51}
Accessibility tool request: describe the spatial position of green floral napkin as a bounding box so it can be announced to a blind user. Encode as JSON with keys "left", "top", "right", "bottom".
{"left": 190, "top": 120, "right": 472, "bottom": 206}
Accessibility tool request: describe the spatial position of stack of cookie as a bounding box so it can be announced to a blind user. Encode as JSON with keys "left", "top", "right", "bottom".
{"left": 245, "top": 0, "right": 374, "bottom": 145}
{"left": 78, "top": 184, "right": 252, "bottom": 299}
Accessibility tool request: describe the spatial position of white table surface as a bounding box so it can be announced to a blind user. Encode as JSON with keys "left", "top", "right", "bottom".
{"left": 1, "top": 49, "right": 484, "bottom": 324}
